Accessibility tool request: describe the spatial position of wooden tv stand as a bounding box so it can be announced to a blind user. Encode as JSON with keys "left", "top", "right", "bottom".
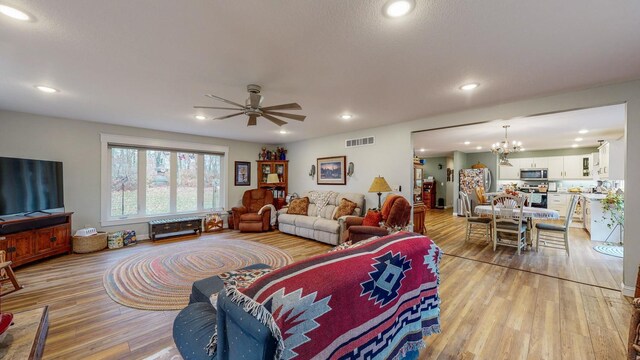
{"left": 0, "top": 212, "right": 73, "bottom": 267}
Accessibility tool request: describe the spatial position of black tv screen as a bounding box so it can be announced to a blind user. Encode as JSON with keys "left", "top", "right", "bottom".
{"left": 0, "top": 157, "right": 64, "bottom": 216}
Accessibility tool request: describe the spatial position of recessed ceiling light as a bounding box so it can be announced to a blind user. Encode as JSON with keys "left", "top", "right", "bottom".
{"left": 575, "top": 137, "right": 583, "bottom": 142}
{"left": 0, "top": 4, "right": 30, "bottom": 21}
{"left": 35, "top": 85, "right": 58, "bottom": 93}
{"left": 578, "top": 129, "right": 589, "bottom": 134}
{"left": 279, "top": 130, "right": 288, "bottom": 134}
{"left": 194, "top": 115, "right": 206, "bottom": 120}
{"left": 419, "top": 148, "right": 426, "bottom": 152}
{"left": 384, "top": 0, "right": 414, "bottom": 17}
{"left": 340, "top": 114, "right": 353, "bottom": 120}
{"left": 464, "top": 141, "right": 471, "bottom": 145}
{"left": 476, "top": 146, "right": 482, "bottom": 150}
{"left": 571, "top": 144, "right": 579, "bottom": 148}
{"left": 459, "top": 83, "right": 480, "bottom": 91}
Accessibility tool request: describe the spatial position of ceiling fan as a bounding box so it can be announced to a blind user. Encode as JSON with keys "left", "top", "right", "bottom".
{"left": 194, "top": 84, "right": 306, "bottom": 127}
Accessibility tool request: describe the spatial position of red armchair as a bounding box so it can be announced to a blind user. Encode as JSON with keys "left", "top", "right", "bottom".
{"left": 232, "top": 189, "right": 274, "bottom": 233}
{"left": 344, "top": 195, "right": 412, "bottom": 243}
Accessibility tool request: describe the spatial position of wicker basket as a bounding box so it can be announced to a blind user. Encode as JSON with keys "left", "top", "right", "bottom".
{"left": 73, "top": 232, "right": 108, "bottom": 253}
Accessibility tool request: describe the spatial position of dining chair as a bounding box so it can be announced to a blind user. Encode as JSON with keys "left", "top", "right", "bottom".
{"left": 491, "top": 194, "right": 527, "bottom": 255}
{"left": 475, "top": 187, "right": 491, "bottom": 205}
{"left": 459, "top": 192, "right": 492, "bottom": 243}
{"left": 535, "top": 194, "right": 579, "bottom": 256}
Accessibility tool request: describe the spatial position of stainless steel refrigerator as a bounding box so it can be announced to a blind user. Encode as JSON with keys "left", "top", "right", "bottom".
{"left": 458, "top": 168, "right": 492, "bottom": 216}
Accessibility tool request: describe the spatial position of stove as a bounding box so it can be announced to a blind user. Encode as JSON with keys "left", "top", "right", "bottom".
{"left": 518, "top": 187, "right": 547, "bottom": 208}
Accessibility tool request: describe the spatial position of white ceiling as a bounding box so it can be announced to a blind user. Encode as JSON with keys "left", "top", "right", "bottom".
{"left": 1, "top": 1, "right": 639, "bottom": 144}
{"left": 412, "top": 104, "right": 626, "bottom": 157}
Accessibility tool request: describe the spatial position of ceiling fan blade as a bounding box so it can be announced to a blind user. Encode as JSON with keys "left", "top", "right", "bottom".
{"left": 205, "top": 94, "right": 245, "bottom": 108}
{"left": 249, "top": 93, "right": 262, "bottom": 109}
{"left": 261, "top": 103, "right": 302, "bottom": 111}
{"left": 194, "top": 106, "right": 245, "bottom": 110}
{"left": 213, "top": 112, "right": 245, "bottom": 120}
{"left": 247, "top": 115, "right": 257, "bottom": 126}
{"left": 262, "top": 110, "right": 306, "bottom": 121}
{"left": 262, "top": 113, "right": 288, "bottom": 127}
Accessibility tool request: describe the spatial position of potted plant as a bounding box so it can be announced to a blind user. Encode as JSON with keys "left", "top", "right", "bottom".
{"left": 598, "top": 191, "right": 624, "bottom": 244}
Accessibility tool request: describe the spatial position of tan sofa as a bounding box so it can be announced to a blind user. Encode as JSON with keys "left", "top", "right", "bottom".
{"left": 277, "top": 191, "right": 365, "bottom": 245}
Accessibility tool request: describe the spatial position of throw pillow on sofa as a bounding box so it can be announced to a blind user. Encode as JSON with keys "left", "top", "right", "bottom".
{"left": 287, "top": 197, "right": 310, "bottom": 215}
{"left": 333, "top": 198, "right": 358, "bottom": 219}
{"left": 362, "top": 210, "right": 382, "bottom": 226}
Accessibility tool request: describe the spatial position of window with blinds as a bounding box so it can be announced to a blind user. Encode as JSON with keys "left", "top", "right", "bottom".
{"left": 107, "top": 142, "right": 223, "bottom": 221}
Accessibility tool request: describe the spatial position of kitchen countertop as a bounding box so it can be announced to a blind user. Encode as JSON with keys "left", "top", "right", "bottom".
{"left": 580, "top": 193, "right": 608, "bottom": 200}
{"left": 549, "top": 191, "right": 608, "bottom": 200}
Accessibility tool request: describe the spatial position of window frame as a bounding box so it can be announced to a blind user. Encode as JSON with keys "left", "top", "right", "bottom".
{"left": 100, "top": 134, "right": 228, "bottom": 226}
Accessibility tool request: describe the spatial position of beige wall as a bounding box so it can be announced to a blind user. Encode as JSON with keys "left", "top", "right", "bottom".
{"left": 0, "top": 110, "right": 264, "bottom": 237}
{"left": 285, "top": 79, "right": 640, "bottom": 293}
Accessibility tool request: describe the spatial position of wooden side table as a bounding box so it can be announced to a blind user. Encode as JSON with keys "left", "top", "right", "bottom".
{"left": 413, "top": 202, "right": 426, "bottom": 234}
{"left": 0, "top": 306, "right": 49, "bottom": 359}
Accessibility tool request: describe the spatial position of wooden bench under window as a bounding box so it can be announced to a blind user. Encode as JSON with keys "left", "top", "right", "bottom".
{"left": 148, "top": 217, "right": 203, "bottom": 241}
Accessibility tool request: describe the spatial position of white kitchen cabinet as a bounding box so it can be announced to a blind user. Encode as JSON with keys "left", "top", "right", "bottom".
{"left": 564, "top": 155, "right": 588, "bottom": 179}
{"left": 517, "top": 157, "right": 547, "bottom": 168}
{"left": 598, "top": 143, "right": 609, "bottom": 178}
{"left": 547, "top": 156, "right": 564, "bottom": 179}
{"left": 548, "top": 193, "right": 568, "bottom": 215}
{"left": 598, "top": 140, "right": 625, "bottom": 180}
{"left": 533, "top": 157, "right": 548, "bottom": 169}
{"left": 517, "top": 158, "right": 534, "bottom": 168}
{"left": 499, "top": 158, "right": 520, "bottom": 180}
{"left": 547, "top": 155, "right": 591, "bottom": 180}
{"left": 584, "top": 197, "right": 591, "bottom": 232}
{"left": 582, "top": 194, "right": 622, "bottom": 242}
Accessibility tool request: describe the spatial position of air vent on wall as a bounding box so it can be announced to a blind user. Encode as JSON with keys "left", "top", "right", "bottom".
{"left": 345, "top": 136, "right": 375, "bottom": 148}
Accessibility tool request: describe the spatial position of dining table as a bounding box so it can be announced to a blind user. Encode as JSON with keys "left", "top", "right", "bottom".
{"left": 474, "top": 205, "right": 560, "bottom": 247}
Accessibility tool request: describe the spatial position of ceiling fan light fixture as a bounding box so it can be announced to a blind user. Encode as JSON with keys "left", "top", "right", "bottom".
{"left": 340, "top": 114, "right": 353, "bottom": 120}
{"left": 195, "top": 85, "right": 305, "bottom": 127}
{"left": 194, "top": 115, "right": 206, "bottom": 120}
{"left": 279, "top": 130, "right": 288, "bottom": 134}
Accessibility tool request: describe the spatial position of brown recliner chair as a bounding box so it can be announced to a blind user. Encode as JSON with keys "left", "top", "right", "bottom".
{"left": 344, "top": 195, "right": 412, "bottom": 243}
{"left": 232, "top": 189, "right": 274, "bottom": 233}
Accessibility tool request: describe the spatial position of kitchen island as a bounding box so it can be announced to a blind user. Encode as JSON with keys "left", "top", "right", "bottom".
{"left": 582, "top": 193, "right": 623, "bottom": 242}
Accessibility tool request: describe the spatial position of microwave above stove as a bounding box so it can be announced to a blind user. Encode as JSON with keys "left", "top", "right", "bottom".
{"left": 520, "top": 168, "right": 548, "bottom": 180}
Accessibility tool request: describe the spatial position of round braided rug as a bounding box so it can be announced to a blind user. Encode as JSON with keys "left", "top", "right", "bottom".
{"left": 103, "top": 238, "right": 292, "bottom": 310}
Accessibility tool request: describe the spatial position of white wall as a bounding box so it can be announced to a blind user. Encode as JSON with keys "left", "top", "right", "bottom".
{"left": 284, "top": 80, "right": 640, "bottom": 293}
{"left": 285, "top": 126, "right": 412, "bottom": 210}
{"left": 0, "top": 110, "right": 264, "bottom": 237}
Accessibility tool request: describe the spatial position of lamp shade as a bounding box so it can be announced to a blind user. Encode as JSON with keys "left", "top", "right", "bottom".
{"left": 266, "top": 173, "right": 280, "bottom": 183}
{"left": 369, "top": 176, "right": 392, "bottom": 193}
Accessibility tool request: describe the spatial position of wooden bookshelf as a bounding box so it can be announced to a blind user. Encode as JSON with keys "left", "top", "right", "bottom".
{"left": 257, "top": 160, "right": 288, "bottom": 210}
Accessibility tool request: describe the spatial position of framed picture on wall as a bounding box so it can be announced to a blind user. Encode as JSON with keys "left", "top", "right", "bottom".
{"left": 317, "top": 156, "right": 347, "bottom": 185}
{"left": 234, "top": 161, "right": 251, "bottom": 186}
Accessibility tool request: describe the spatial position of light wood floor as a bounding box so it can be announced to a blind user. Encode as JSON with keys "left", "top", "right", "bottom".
{"left": 425, "top": 208, "right": 623, "bottom": 290}
{"left": 1, "top": 227, "right": 632, "bottom": 359}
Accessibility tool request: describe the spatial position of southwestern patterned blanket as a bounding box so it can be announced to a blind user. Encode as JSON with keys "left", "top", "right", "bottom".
{"left": 209, "top": 232, "right": 441, "bottom": 359}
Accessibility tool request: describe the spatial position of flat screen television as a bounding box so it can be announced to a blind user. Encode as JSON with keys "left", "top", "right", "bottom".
{"left": 0, "top": 157, "right": 64, "bottom": 217}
